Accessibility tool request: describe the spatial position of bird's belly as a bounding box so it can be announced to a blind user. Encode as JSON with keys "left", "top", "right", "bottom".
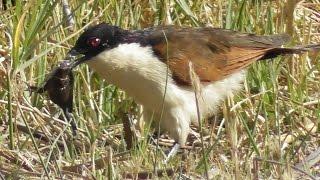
{"left": 87, "top": 53, "right": 246, "bottom": 118}
{"left": 86, "top": 51, "right": 181, "bottom": 110}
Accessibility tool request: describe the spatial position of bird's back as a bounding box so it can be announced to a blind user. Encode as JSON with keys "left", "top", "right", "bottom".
{"left": 140, "top": 26, "right": 293, "bottom": 85}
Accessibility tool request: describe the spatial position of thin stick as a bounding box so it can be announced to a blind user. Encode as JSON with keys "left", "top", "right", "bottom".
{"left": 0, "top": 99, "right": 84, "bottom": 132}
{"left": 6, "top": 67, "right": 13, "bottom": 149}
{"left": 121, "top": 112, "right": 136, "bottom": 150}
{"left": 295, "top": 147, "right": 320, "bottom": 169}
{"left": 254, "top": 157, "right": 317, "bottom": 180}
{"left": 16, "top": 102, "right": 51, "bottom": 179}
{"left": 62, "top": 151, "right": 129, "bottom": 173}
{"left": 62, "top": 0, "right": 75, "bottom": 31}
{"left": 123, "top": 168, "right": 182, "bottom": 179}
{"left": 154, "top": 30, "right": 170, "bottom": 173}
{"left": 189, "top": 62, "right": 209, "bottom": 180}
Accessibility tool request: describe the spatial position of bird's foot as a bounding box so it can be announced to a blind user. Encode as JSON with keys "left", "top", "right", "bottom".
{"left": 163, "top": 143, "right": 181, "bottom": 164}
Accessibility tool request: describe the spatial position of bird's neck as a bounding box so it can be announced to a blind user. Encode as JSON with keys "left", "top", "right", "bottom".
{"left": 117, "top": 30, "right": 144, "bottom": 44}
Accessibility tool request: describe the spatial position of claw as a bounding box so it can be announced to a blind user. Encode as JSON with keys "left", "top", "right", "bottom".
{"left": 163, "top": 143, "right": 181, "bottom": 164}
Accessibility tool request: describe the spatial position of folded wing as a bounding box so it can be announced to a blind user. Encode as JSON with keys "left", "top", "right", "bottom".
{"left": 144, "top": 26, "right": 296, "bottom": 85}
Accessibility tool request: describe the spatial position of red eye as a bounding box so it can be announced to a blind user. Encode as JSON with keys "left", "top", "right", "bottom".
{"left": 87, "top": 37, "right": 101, "bottom": 47}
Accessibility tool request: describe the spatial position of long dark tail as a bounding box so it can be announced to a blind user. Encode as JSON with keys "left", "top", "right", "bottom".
{"left": 261, "top": 44, "right": 320, "bottom": 60}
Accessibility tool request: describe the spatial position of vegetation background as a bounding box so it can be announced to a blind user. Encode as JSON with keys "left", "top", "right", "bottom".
{"left": 0, "top": 0, "right": 319, "bottom": 179}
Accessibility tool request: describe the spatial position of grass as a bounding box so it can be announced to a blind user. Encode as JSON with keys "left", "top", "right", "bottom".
{"left": 0, "top": 0, "right": 319, "bottom": 179}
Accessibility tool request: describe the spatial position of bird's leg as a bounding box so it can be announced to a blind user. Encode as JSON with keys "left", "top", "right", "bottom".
{"left": 162, "top": 109, "right": 189, "bottom": 164}
{"left": 63, "top": 107, "right": 77, "bottom": 136}
{"left": 163, "top": 142, "right": 181, "bottom": 164}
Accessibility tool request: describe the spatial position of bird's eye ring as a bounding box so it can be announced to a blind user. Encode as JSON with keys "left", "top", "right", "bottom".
{"left": 87, "top": 37, "right": 101, "bottom": 47}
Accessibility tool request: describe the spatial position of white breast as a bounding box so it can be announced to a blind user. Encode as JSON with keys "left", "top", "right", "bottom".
{"left": 86, "top": 43, "right": 181, "bottom": 110}
{"left": 86, "top": 43, "right": 245, "bottom": 144}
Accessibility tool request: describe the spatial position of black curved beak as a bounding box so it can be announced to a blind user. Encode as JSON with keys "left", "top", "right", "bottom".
{"left": 67, "top": 48, "right": 89, "bottom": 69}
{"left": 68, "top": 48, "right": 80, "bottom": 57}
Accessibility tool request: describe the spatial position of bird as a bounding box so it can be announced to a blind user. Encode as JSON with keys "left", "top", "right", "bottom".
{"left": 68, "top": 23, "right": 318, "bottom": 155}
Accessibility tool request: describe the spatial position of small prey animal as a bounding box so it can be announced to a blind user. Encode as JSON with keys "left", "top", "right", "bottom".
{"left": 67, "top": 23, "right": 319, "bottom": 154}
{"left": 29, "top": 60, "right": 77, "bottom": 136}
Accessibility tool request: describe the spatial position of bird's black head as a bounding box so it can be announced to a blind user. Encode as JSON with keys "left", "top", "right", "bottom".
{"left": 68, "top": 23, "right": 126, "bottom": 65}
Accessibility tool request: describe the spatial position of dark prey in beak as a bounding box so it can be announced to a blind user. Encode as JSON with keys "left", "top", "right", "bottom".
{"left": 28, "top": 60, "right": 77, "bottom": 136}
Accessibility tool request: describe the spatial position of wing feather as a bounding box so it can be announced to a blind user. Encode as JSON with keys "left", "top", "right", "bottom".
{"left": 144, "top": 26, "right": 289, "bottom": 85}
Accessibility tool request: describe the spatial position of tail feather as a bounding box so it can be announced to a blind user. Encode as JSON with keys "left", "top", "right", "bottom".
{"left": 260, "top": 44, "right": 320, "bottom": 60}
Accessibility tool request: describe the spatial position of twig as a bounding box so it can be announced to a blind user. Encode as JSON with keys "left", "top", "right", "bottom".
{"left": 107, "top": 146, "right": 114, "bottom": 179}
{"left": 61, "top": 0, "right": 75, "bottom": 31}
{"left": 189, "top": 62, "right": 209, "bottom": 180}
{"left": 230, "top": 90, "right": 270, "bottom": 112}
{"left": 120, "top": 112, "right": 137, "bottom": 150}
{"left": 153, "top": 30, "right": 170, "bottom": 173}
{"left": 0, "top": 171, "right": 4, "bottom": 180}
{"left": 0, "top": 100, "right": 92, "bottom": 150}
{"left": 62, "top": 151, "right": 130, "bottom": 173}
{"left": 0, "top": 99, "right": 74, "bottom": 127}
{"left": 151, "top": 137, "right": 194, "bottom": 150}
{"left": 0, "top": 98, "right": 91, "bottom": 138}
{"left": 284, "top": 0, "right": 303, "bottom": 36}
{"left": 253, "top": 157, "right": 259, "bottom": 180}
{"left": 0, "top": 165, "right": 88, "bottom": 179}
{"left": 295, "top": 147, "right": 320, "bottom": 170}
{"left": 254, "top": 157, "right": 317, "bottom": 180}
{"left": 16, "top": 102, "right": 51, "bottom": 179}
{"left": 0, "top": 149, "right": 33, "bottom": 171}
{"left": 59, "top": 170, "right": 90, "bottom": 179}
{"left": 0, "top": 166, "right": 42, "bottom": 178}
{"left": 123, "top": 168, "right": 184, "bottom": 179}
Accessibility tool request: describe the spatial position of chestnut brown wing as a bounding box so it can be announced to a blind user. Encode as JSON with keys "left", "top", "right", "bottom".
{"left": 145, "top": 26, "right": 290, "bottom": 85}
